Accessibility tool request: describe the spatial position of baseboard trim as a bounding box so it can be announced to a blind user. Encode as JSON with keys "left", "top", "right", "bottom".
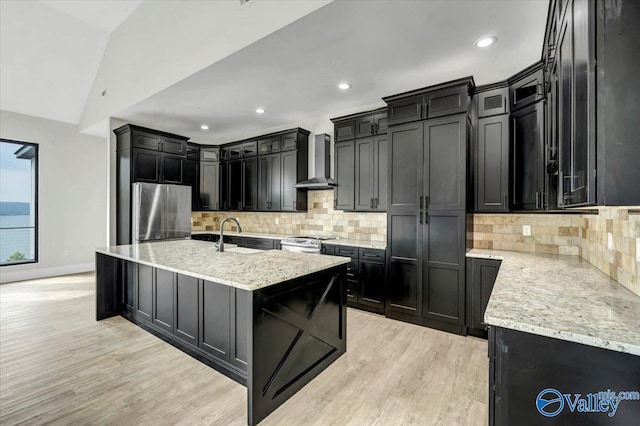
{"left": 0, "top": 262, "right": 95, "bottom": 283}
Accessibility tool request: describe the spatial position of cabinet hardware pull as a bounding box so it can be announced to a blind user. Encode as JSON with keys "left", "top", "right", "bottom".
{"left": 425, "top": 196, "right": 429, "bottom": 209}
{"left": 419, "top": 195, "right": 423, "bottom": 209}
{"left": 370, "top": 123, "right": 374, "bottom": 135}
{"left": 370, "top": 198, "right": 374, "bottom": 208}
{"left": 334, "top": 198, "right": 337, "bottom": 208}
{"left": 374, "top": 197, "right": 378, "bottom": 208}
{"left": 420, "top": 211, "right": 423, "bottom": 224}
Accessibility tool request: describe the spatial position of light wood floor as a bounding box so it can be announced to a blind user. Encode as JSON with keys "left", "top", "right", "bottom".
{"left": 0, "top": 273, "right": 488, "bottom": 425}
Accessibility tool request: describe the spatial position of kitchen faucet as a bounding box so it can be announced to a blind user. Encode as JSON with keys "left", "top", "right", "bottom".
{"left": 216, "top": 217, "right": 243, "bottom": 252}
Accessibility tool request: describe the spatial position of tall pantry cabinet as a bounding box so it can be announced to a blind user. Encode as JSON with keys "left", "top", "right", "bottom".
{"left": 383, "top": 78, "right": 473, "bottom": 335}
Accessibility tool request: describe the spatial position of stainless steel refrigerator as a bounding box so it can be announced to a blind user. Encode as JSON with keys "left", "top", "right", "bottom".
{"left": 132, "top": 183, "right": 191, "bottom": 243}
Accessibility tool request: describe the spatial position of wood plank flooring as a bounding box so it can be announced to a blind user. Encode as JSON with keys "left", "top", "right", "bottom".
{"left": 0, "top": 273, "right": 488, "bottom": 425}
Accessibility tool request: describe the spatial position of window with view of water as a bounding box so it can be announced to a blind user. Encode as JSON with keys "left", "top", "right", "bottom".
{"left": 0, "top": 139, "right": 38, "bottom": 266}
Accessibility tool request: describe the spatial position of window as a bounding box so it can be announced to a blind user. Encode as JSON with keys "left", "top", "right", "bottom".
{"left": 0, "top": 139, "right": 38, "bottom": 266}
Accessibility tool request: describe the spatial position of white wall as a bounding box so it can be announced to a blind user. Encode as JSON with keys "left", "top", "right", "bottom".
{"left": 79, "top": 0, "right": 331, "bottom": 135}
{"left": 0, "top": 110, "right": 108, "bottom": 283}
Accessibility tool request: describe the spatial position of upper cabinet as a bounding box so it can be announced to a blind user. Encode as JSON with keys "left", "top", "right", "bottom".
{"left": 543, "top": 0, "right": 640, "bottom": 207}
{"left": 509, "top": 66, "right": 544, "bottom": 111}
{"left": 331, "top": 108, "right": 388, "bottom": 212}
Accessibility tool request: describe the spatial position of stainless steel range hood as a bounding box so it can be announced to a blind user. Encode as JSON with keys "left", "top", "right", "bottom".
{"left": 294, "top": 133, "right": 336, "bottom": 189}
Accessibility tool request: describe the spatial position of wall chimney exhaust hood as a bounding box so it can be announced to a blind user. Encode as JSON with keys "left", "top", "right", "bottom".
{"left": 294, "top": 134, "right": 336, "bottom": 189}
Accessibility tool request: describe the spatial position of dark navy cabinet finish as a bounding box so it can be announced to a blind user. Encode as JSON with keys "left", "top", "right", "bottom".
{"left": 466, "top": 258, "right": 501, "bottom": 336}
{"left": 476, "top": 114, "right": 509, "bottom": 212}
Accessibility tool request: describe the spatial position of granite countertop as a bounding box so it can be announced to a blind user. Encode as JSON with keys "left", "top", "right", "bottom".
{"left": 192, "top": 230, "right": 386, "bottom": 250}
{"left": 96, "top": 240, "right": 349, "bottom": 292}
{"left": 467, "top": 249, "right": 640, "bottom": 356}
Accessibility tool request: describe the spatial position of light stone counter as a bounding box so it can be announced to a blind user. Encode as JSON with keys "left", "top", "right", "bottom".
{"left": 96, "top": 240, "right": 349, "bottom": 292}
{"left": 192, "top": 230, "right": 387, "bottom": 250}
{"left": 467, "top": 249, "right": 640, "bottom": 356}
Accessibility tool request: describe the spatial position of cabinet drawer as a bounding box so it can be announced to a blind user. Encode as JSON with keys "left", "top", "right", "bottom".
{"left": 133, "top": 131, "right": 162, "bottom": 151}
{"left": 162, "top": 137, "right": 186, "bottom": 155}
{"left": 510, "top": 67, "right": 544, "bottom": 111}
{"left": 335, "top": 245, "right": 358, "bottom": 258}
{"left": 387, "top": 95, "right": 423, "bottom": 126}
{"left": 424, "top": 85, "right": 468, "bottom": 118}
{"left": 200, "top": 148, "right": 220, "bottom": 162}
{"left": 322, "top": 244, "right": 335, "bottom": 255}
{"left": 244, "top": 237, "right": 275, "bottom": 250}
{"left": 335, "top": 120, "right": 355, "bottom": 142}
{"left": 346, "top": 279, "right": 358, "bottom": 300}
{"left": 477, "top": 87, "right": 509, "bottom": 117}
{"left": 358, "top": 248, "right": 385, "bottom": 262}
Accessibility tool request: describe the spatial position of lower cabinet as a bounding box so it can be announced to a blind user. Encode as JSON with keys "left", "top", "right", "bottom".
{"left": 122, "top": 261, "right": 248, "bottom": 374}
{"left": 466, "top": 257, "right": 501, "bottom": 336}
{"left": 323, "top": 244, "right": 386, "bottom": 314}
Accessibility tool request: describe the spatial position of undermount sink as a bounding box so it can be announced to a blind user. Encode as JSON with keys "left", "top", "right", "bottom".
{"left": 225, "top": 247, "right": 263, "bottom": 254}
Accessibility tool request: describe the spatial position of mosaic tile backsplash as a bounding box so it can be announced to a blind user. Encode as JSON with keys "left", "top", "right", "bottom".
{"left": 193, "top": 194, "right": 639, "bottom": 297}
{"left": 472, "top": 208, "right": 640, "bottom": 297}
{"left": 192, "top": 190, "right": 386, "bottom": 243}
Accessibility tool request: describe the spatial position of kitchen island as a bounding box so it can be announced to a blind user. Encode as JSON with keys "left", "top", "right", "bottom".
{"left": 469, "top": 249, "right": 640, "bottom": 425}
{"left": 95, "top": 239, "right": 349, "bottom": 426}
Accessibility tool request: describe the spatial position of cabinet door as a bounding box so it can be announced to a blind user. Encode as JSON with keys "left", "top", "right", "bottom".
{"left": 512, "top": 102, "right": 545, "bottom": 210}
{"left": 242, "top": 157, "right": 258, "bottom": 211}
{"left": 132, "top": 149, "right": 160, "bottom": 183}
{"left": 280, "top": 150, "right": 298, "bottom": 211}
{"left": 242, "top": 141, "right": 258, "bottom": 158}
{"left": 136, "top": 264, "right": 154, "bottom": 322}
{"left": 334, "top": 141, "right": 355, "bottom": 210}
{"left": 373, "top": 134, "right": 388, "bottom": 210}
{"left": 355, "top": 115, "right": 375, "bottom": 139}
{"left": 200, "top": 147, "right": 220, "bottom": 162}
{"left": 387, "top": 95, "right": 423, "bottom": 126}
{"left": 510, "top": 67, "right": 544, "bottom": 111}
{"left": 154, "top": 269, "right": 175, "bottom": 333}
{"left": 258, "top": 154, "right": 281, "bottom": 211}
{"left": 373, "top": 112, "right": 388, "bottom": 135}
{"left": 388, "top": 122, "right": 423, "bottom": 210}
{"left": 424, "top": 115, "right": 466, "bottom": 211}
{"left": 355, "top": 137, "right": 375, "bottom": 210}
{"left": 477, "top": 87, "right": 509, "bottom": 118}
{"left": 200, "top": 162, "right": 220, "bottom": 210}
{"left": 227, "top": 160, "right": 242, "bottom": 210}
{"left": 132, "top": 131, "right": 162, "bottom": 151}
{"left": 184, "top": 159, "right": 199, "bottom": 210}
{"left": 467, "top": 258, "right": 500, "bottom": 330}
{"left": 281, "top": 132, "right": 297, "bottom": 151}
{"left": 476, "top": 115, "right": 509, "bottom": 212}
{"left": 258, "top": 136, "right": 281, "bottom": 155}
{"left": 175, "top": 274, "right": 198, "bottom": 346}
{"left": 424, "top": 85, "right": 468, "bottom": 119}
{"left": 199, "top": 280, "right": 230, "bottom": 361}
{"left": 386, "top": 212, "right": 422, "bottom": 316}
{"left": 359, "top": 261, "right": 385, "bottom": 309}
{"left": 161, "top": 153, "right": 184, "bottom": 184}
{"left": 186, "top": 144, "right": 200, "bottom": 161}
{"left": 334, "top": 120, "right": 355, "bottom": 142}
{"left": 422, "top": 211, "right": 465, "bottom": 325}
{"left": 162, "top": 137, "right": 186, "bottom": 155}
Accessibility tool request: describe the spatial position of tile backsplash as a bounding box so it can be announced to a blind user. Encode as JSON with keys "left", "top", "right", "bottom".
{"left": 192, "top": 190, "right": 386, "bottom": 243}
{"left": 472, "top": 208, "right": 640, "bottom": 297}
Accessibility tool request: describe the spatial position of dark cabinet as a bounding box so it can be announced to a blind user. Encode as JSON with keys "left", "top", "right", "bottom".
{"left": 280, "top": 150, "right": 303, "bottom": 211}
{"left": 258, "top": 153, "right": 281, "bottom": 211}
{"left": 184, "top": 159, "right": 199, "bottom": 210}
{"left": 200, "top": 162, "right": 220, "bottom": 211}
{"left": 241, "top": 157, "right": 258, "bottom": 211}
{"left": 175, "top": 274, "right": 198, "bottom": 346}
{"left": 384, "top": 78, "right": 471, "bottom": 335}
{"left": 327, "top": 244, "right": 386, "bottom": 314}
{"left": 132, "top": 130, "right": 162, "bottom": 151}
{"left": 258, "top": 136, "right": 281, "bottom": 155}
{"left": 477, "top": 86, "right": 509, "bottom": 118}
{"left": 132, "top": 149, "right": 160, "bottom": 183}
{"left": 154, "top": 269, "right": 174, "bottom": 333}
{"left": 387, "top": 95, "right": 423, "bottom": 126}
{"left": 136, "top": 264, "right": 154, "bottom": 322}
{"left": 160, "top": 153, "right": 184, "bottom": 184}
{"left": 466, "top": 258, "right": 501, "bottom": 334}
{"left": 509, "top": 66, "right": 544, "bottom": 111}
{"left": 331, "top": 108, "right": 388, "bottom": 212}
{"left": 281, "top": 132, "right": 298, "bottom": 151}
{"left": 511, "top": 101, "right": 545, "bottom": 210}
{"left": 334, "top": 120, "right": 355, "bottom": 142}
{"left": 476, "top": 115, "right": 509, "bottom": 212}
{"left": 186, "top": 143, "right": 200, "bottom": 161}
{"left": 200, "top": 147, "right": 220, "bottom": 162}
{"left": 199, "top": 279, "right": 230, "bottom": 359}
{"left": 334, "top": 141, "right": 355, "bottom": 210}
{"left": 226, "top": 160, "right": 242, "bottom": 210}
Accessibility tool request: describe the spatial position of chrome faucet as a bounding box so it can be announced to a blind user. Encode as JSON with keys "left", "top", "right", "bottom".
{"left": 216, "top": 217, "right": 243, "bottom": 252}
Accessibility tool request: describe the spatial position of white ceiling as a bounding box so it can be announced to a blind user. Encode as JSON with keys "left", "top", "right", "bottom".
{"left": 115, "top": 0, "right": 549, "bottom": 145}
{"left": 0, "top": 0, "right": 141, "bottom": 124}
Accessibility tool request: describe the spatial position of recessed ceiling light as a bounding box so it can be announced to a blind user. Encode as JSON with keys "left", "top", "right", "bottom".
{"left": 255, "top": 108, "right": 265, "bottom": 114}
{"left": 338, "top": 82, "right": 351, "bottom": 90}
{"left": 475, "top": 36, "right": 497, "bottom": 48}
{"left": 200, "top": 125, "right": 209, "bottom": 130}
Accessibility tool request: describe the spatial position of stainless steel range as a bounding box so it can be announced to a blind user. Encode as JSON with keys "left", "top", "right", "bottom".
{"left": 280, "top": 236, "right": 334, "bottom": 254}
